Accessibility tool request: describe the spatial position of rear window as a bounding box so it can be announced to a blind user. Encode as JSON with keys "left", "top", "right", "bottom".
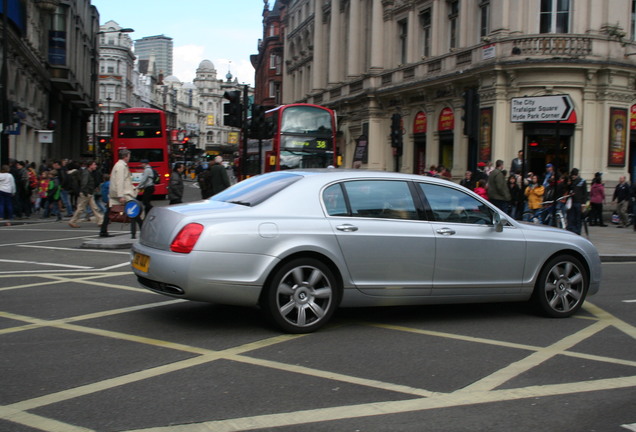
{"left": 212, "top": 172, "right": 302, "bottom": 206}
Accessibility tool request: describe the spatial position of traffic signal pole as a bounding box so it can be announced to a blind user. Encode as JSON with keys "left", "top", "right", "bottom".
{"left": 242, "top": 85, "right": 249, "bottom": 178}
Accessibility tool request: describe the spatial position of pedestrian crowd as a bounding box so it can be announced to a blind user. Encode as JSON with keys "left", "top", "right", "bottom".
{"left": 456, "top": 150, "right": 636, "bottom": 235}
{"left": 2, "top": 151, "right": 634, "bottom": 238}
{"left": 1, "top": 158, "right": 109, "bottom": 227}
{"left": 0, "top": 154, "right": 233, "bottom": 239}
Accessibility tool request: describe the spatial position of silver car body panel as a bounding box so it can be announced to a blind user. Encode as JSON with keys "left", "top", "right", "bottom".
{"left": 131, "top": 169, "right": 601, "bottom": 309}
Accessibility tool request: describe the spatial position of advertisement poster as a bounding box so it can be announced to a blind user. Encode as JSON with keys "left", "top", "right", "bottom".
{"left": 438, "top": 108, "right": 454, "bottom": 131}
{"left": 413, "top": 112, "right": 427, "bottom": 134}
{"left": 608, "top": 107, "right": 627, "bottom": 167}
{"left": 479, "top": 108, "right": 492, "bottom": 162}
{"left": 353, "top": 135, "right": 368, "bottom": 166}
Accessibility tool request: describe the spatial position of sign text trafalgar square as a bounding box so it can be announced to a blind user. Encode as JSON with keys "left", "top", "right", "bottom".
{"left": 510, "top": 95, "right": 574, "bottom": 122}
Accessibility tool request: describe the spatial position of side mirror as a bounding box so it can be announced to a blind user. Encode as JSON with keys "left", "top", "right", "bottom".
{"left": 493, "top": 212, "right": 504, "bottom": 232}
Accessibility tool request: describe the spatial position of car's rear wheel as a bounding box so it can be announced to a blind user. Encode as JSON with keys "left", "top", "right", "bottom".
{"left": 263, "top": 258, "right": 339, "bottom": 333}
{"left": 533, "top": 254, "right": 588, "bottom": 317}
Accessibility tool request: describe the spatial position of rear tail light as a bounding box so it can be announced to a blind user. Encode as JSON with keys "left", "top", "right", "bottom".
{"left": 170, "top": 223, "right": 204, "bottom": 253}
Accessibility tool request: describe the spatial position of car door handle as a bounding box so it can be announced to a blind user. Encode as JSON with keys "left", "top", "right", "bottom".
{"left": 436, "top": 227, "right": 456, "bottom": 236}
{"left": 336, "top": 224, "right": 359, "bottom": 232}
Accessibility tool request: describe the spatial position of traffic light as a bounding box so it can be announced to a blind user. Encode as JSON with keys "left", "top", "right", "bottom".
{"left": 462, "top": 87, "right": 479, "bottom": 138}
{"left": 223, "top": 91, "right": 243, "bottom": 128}
{"left": 249, "top": 105, "right": 267, "bottom": 139}
{"left": 390, "top": 113, "right": 403, "bottom": 156}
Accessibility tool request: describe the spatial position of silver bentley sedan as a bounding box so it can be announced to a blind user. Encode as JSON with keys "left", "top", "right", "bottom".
{"left": 131, "top": 169, "right": 601, "bottom": 333}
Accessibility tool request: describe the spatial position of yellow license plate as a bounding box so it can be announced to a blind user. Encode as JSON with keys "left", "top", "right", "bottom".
{"left": 132, "top": 253, "right": 150, "bottom": 272}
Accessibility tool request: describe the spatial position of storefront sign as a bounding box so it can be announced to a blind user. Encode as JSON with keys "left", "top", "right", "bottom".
{"left": 413, "top": 112, "right": 427, "bottom": 134}
{"left": 510, "top": 95, "right": 573, "bottom": 122}
{"left": 608, "top": 107, "right": 627, "bottom": 167}
{"left": 479, "top": 108, "right": 493, "bottom": 162}
{"left": 438, "top": 108, "right": 454, "bottom": 131}
{"left": 630, "top": 104, "right": 636, "bottom": 130}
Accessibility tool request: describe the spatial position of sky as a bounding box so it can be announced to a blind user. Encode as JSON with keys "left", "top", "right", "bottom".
{"left": 91, "top": 0, "right": 266, "bottom": 86}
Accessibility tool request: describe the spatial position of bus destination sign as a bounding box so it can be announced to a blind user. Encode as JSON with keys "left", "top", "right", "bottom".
{"left": 282, "top": 135, "right": 331, "bottom": 150}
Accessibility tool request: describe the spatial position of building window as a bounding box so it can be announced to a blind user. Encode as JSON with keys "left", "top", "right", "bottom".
{"left": 420, "top": 8, "right": 432, "bottom": 58}
{"left": 480, "top": 1, "right": 490, "bottom": 37}
{"left": 448, "top": 0, "right": 459, "bottom": 49}
{"left": 540, "top": 0, "right": 570, "bottom": 34}
{"left": 398, "top": 19, "right": 408, "bottom": 64}
{"left": 269, "top": 81, "right": 276, "bottom": 98}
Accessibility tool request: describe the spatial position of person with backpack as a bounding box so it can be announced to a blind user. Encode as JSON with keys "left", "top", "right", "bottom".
{"left": 135, "top": 159, "right": 155, "bottom": 217}
{"left": 68, "top": 161, "right": 104, "bottom": 228}
{"left": 47, "top": 169, "right": 62, "bottom": 221}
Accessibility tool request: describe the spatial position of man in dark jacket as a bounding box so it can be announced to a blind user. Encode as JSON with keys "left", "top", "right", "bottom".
{"left": 197, "top": 163, "right": 213, "bottom": 199}
{"left": 487, "top": 159, "right": 511, "bottom": 211}
{"left": 68, "top": 161, "right": 103, "bottom": 228}
{"left": 612, "top": 175, "right": 631, "bottom": 228}
{"left": 209, "top": 156, "right": 230, "bottom": 195}
{"left": 567, "top": 168, "right": 588, "bottom": 235}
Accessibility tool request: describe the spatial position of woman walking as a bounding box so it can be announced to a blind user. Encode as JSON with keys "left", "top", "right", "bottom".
{"left": 589, "top": 172, "right": 607, "bottom": 226}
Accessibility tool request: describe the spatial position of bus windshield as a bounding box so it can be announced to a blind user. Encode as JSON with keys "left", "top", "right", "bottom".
{"left": 128, "top": 148, "right": 165, "bottom": 163}
{"left": 117, "top": 113, "right": 163, "bottom": 138}
{"left": 279, "top": 150, "right": 334, "bottom": 170}
{"left": 280, "top": 106, "right": 333, "bottom": 135}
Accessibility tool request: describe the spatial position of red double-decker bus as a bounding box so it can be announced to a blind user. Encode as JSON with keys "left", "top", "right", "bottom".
{"left": 111, "top": 108, "right": 171, "bottom": 197}
{"left": 241, "top": 103, "right": 338, "bottom": 178}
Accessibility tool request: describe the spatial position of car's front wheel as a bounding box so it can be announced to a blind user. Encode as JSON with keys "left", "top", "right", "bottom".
{"left": 263, "top": 258, "right": 339, "bottom": 333}
{"left": 533, "top": 254, "right": 588, "bottom": 317}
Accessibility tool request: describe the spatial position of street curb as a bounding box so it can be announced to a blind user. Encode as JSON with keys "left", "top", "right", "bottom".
{"left": 600, "top": 255, "right": 636, "bottom": 263}
{"left": 80, "top": 236, "right": 137, "bottom": 250}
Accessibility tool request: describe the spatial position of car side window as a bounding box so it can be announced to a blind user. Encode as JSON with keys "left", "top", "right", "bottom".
{"left": 340, "top": 180, "right": 417, "bottom": 220}
{"left": 419, "top": 183, "right": 493, "bottom": 224}
{"left": 323, "top": 184, "right": 348, "bottom": 216}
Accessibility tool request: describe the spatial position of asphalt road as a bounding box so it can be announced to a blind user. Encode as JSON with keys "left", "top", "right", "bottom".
{"left": 0, "top": 181, "right": 634, "bottom": 432}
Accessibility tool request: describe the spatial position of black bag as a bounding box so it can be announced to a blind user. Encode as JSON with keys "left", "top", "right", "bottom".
{"left": 108, "top": 205, "right": 130, "bottom": 223}
{"left": 152, "top": 168, "right": 160, "bottom": 185}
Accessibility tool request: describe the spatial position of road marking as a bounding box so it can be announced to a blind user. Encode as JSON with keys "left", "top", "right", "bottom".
{"left": 0, "top": 269, "right": 634, "bottom": 432}
{"left": 622, "top": 424, "right": 636, "bottom": 431}
{"left": 456, "top": 320, "right": 610, "bottom": 393}
{"left": 0, "top": 258, "right": 92, "bottom": 269}
{"left": 623, "top": 299, "right": 636, "bottom": 303}
{"left": 121, "top": 377, "right": 636, "bottom": 432}
{"left": 19, "top": 244, "right": 130, "bottom": 255}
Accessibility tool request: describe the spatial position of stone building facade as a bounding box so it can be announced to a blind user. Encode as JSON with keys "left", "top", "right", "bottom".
{"left": 2, "top": 0, "right": 98, "bottom": 165}
{"left": 280, "top": 0, "right": 636, "bottom": 185}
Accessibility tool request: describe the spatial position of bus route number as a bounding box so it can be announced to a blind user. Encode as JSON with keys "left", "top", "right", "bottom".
{"left": 290, "top": 140, "right": 327, "bottom": 148}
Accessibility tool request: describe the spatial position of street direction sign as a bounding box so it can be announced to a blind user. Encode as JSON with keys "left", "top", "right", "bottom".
{"left": 510, "top": 95, "right": 574, "bottom": 122}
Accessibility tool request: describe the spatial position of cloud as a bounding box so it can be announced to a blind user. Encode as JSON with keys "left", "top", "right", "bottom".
{"left": 173, "top": 45, "right": 206, "bottom": 83}
{"left": 172, "top": 45, "right": 255, "bottom": 87}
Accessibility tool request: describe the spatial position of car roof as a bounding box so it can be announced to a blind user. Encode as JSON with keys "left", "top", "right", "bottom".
{"left": 280, "top": 168, "right": 456, "bottom": 185}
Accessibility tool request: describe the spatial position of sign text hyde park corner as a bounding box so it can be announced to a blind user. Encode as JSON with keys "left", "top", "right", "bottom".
{"left": 510, "top": 95, "right": 574, "bottom": 122}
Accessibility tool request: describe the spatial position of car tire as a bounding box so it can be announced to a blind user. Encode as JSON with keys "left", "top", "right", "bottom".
{"left": 263, "top": 258, "right": 340, "bottom": 333}
{"left": 532, "top": 254, "right": 588, "bottom": 318}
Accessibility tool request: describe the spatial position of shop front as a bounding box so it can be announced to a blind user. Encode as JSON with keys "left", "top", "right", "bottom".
{"left": 413, "top": 111, "right": 427, "bottom": 175}
{"left": 438, "top": 107, "right": 454, "bottom": 171}
{"left": 522, "top": 109, "right": 577, "bottom": 178}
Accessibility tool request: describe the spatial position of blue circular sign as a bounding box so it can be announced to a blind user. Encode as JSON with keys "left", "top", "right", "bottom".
{"left": 124, "top": 200, "right": 142, "bottom": 218}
